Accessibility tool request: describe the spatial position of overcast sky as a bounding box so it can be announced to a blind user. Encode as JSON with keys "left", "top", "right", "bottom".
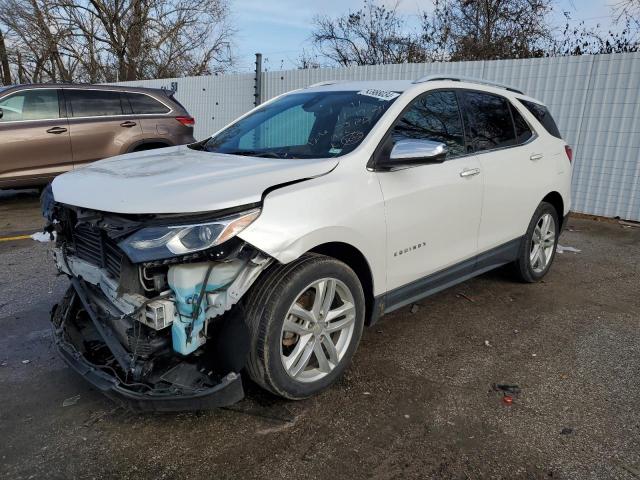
{"left": 229, "top": 0, "right": 617, "bottom": 72}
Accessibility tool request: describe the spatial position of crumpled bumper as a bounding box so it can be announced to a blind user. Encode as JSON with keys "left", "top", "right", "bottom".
{"left": 51, "top": 280, "right": 245, "bottom": 412}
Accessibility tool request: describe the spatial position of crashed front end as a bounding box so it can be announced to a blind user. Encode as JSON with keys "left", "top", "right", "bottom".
{"left": 45, "top": 197, "right": 272, "bottom": 411}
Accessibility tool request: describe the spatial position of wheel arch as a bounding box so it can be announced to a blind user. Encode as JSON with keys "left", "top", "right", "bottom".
{"left": 541, "top": 191, "right": 565, "bottom": 229}
{"left": 127, "top": 139, "right": 174, "bottom": 153}
{"left": 308, "top": 242, "right": 377, "bottom": 326}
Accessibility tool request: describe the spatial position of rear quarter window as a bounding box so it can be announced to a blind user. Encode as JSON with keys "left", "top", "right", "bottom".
{"left": 127, "top": 93, "right": 171, "bottom": 115}
{"left": 518, "top": 99, "right": 562, "bottom": 139}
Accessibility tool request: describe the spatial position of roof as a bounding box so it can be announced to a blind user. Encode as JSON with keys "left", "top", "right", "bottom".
{"left": 0, "top": 83, "right": 172, "bottom": 97}
{"left": 300, "top": 77, "right": 545, "bottom": 106}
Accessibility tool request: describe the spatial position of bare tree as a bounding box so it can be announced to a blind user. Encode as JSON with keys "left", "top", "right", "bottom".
{"left": 422, "top": 0, "right": 555, "bottom": 61}
{"left": 0, "top": 28, "right": 11, "bottom": 84}
{"left": 550, "top": 12, "right": 639, "bottom": 56}
{"left": 310, "top": 0, "right": 429, "bottom": 66}
{"left": 0, "top": 0, "right": 235, "bottom": 83}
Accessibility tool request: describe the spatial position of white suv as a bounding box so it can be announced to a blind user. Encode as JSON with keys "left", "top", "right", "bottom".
{"left": 44, "top": 76, "right": 572, "bottom": 410}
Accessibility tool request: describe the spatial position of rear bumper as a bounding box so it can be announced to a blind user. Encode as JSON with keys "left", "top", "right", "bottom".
{"left": 51, "top": 280, "right": 245, "bottom": 412}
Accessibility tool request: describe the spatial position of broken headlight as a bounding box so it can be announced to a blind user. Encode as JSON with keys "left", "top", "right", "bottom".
{"left": 119, "top": 208, "right": 260, "bottom": 262}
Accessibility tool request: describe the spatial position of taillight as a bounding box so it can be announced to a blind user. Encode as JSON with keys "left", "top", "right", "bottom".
{"left": 175, "top": 116, "right": 195, "bottom": 127}
{"left": 565, "top": 145, "right": 573, "bottom": 163}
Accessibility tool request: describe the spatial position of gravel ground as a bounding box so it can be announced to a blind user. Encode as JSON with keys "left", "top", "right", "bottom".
{"left": 0, "top": 194, "right": 638, "bottom": 479}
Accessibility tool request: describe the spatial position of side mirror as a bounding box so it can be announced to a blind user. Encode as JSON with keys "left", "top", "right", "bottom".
{"left": 377, "top": 139, "right": 448, "bottom": 170}
{"left": 0, "top": 108, "right": 3, "bottom": 120}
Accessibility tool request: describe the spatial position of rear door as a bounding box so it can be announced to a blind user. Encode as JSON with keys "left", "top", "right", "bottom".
{"left": 63, "top": 89, "right": 144, "bottom": 167}
{"left": 377, "top": 90, "right": 483, "bottom": 292}
{"left": 124, "top": 91, "right": 185, "bottom": 144}
{"left": 459, "top": 90, "right": 553, "bottom": 253}
{"left": 0, "top": 88, "right": 72, "bottom": 186}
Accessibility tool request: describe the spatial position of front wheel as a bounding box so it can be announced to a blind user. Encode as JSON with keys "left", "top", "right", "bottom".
{"left": 513, "top": 201, "right": 560, "bottom": 283}
{"left": 244, "top": 254, "right": 365, "bottom": 399}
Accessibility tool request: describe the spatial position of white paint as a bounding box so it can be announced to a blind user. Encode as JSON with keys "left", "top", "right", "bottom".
{"left": 51, "top": 145, "right": 339, "bottom": 214}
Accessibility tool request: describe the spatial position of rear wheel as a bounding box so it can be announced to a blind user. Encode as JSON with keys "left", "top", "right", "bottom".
{"left": 244, "top": 254, "right": 365, "bottom": 399}
{"left": 513, "top": 201, "right": 559, "bottom": 282}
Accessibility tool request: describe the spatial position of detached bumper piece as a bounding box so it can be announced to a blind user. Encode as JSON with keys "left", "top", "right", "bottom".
{"left": 51, "top": 280, "right": 244, "bottom": 412}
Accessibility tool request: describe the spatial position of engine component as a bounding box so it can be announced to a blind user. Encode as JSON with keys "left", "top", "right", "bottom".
{"left": 142, "top": 298, "right": 175, "bottom": 330}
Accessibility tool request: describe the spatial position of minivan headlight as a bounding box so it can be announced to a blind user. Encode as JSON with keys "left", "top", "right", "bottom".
{"left": 119, "top": 208, "right": 260, "bottom": 262}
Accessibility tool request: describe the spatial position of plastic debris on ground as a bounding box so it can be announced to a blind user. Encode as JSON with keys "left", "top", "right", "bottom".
{"left": 21, "top": 359, "right": 30, "bottom": 364}
{"left": 31, "top": 231, "right": 57, "bottom": 243}
{"left": 556, "top": 244, "right": 581, "bottom": 254}
{"left": 62, "top": 395, "right": 81, "bottom": 407}
{"left": 492, "top": 384, "right": 521, "bottom": 406}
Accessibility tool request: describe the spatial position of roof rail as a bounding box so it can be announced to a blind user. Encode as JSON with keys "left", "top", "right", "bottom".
{"left": 412, "top": 75, "right": 524, "bottom": 95}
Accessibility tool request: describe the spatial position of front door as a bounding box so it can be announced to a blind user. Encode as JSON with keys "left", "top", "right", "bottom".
{"left": 0, "top": 88, "right": 72, "bottom": 187}
{"left": 376, "top": 90, "right": 483, "bottom": 293}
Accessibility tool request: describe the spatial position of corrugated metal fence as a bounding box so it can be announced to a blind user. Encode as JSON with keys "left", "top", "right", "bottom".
{"left": 117, "top": 52, "right": 640, "bottom": 221}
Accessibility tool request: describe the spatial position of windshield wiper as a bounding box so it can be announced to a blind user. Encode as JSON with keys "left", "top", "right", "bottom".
{"left": 222, "top": 150, "right": 285, "bottom": 159}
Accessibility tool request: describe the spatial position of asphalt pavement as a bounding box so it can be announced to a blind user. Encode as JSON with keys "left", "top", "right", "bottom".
{"left": 0, "top": 190, "right": 639, "bottom": 479}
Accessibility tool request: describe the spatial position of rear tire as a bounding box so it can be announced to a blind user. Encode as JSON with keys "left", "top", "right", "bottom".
{"left": 244, "top": 254, "right": 365, "bottom": 399}
{"left": 513, "top": 201, "right": 559, "bottom": 283}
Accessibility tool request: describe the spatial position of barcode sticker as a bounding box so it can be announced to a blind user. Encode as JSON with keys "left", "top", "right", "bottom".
{"left": 357, "top": 89, "right": 400, "bottom": 101}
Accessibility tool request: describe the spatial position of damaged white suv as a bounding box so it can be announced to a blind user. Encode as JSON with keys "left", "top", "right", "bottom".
{"left": 44, "top": 76, "right": 572, "bottom": 410}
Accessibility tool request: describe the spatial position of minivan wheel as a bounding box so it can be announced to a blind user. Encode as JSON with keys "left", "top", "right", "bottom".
{"left": 513, "top": 201, "right": 559, "bottom": 283}
{"left": 244, "top": 254, "right": 365, "bottom": 399}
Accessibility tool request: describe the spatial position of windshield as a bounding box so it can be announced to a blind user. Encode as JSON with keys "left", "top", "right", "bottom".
{"left": 202, "top": 90, "right": 399, "bottom": 159}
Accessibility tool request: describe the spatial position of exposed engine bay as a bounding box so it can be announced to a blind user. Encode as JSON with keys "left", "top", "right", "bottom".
{"left": 44, "top": 196, "right": 273, "bottom": 411}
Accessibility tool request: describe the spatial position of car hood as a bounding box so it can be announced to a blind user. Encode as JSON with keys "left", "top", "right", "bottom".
{"left": 52, "top": 146, "right": 339, "bottom": 214}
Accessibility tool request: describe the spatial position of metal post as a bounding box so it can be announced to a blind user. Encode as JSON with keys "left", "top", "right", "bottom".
{"left": 254, "top": 53, "right": 263, "bottom": 107}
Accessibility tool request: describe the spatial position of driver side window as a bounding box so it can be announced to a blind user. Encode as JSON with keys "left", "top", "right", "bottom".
{"left": 393, "top": 91, "right": 465, "bottom": 159}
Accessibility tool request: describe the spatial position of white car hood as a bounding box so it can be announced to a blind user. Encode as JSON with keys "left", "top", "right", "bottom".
{"left": 52, "top": 146, "right": 339, "bottom": 214}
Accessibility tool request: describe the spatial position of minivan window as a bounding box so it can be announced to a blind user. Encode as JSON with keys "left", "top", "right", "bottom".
{"left": 392, "top": 90, "right": 465, "bottom": 159}
{"left": 66, "top": 90, "right": 123, "bottom": 117}
{"left": 127, "top": 93, "right": 170, "bottom": 114}
{"left": 462, "top": 91, "right": 515, "bottom": 152}
{"left": 518, "top": 99, "right": 562, "bottom": 139}
{"left": 510, "top": 103, "right": 533, "bottom": 144}
{"left": 0, "top": 89, "right": 59, "bottom": 122}
{"left": 203, "top": 91, "right": 398, "bottom": 159}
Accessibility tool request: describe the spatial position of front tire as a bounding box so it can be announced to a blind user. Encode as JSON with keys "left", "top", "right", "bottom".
{"left": 513, "top": 201, "right": 559, "bottom": 282}
{"left": 244, "top": 254, "right": 365, "bottom": 399}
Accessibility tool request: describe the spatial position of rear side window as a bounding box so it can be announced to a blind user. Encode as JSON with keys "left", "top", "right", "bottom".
{"left": 393, "top": 90, "right": 465, "bottom": 158}
{"left": 461, "top": 91, "right": 515, "bottom": 152}
{"left": 0, "top": 89, "right": 59, "bottom": 121}
{"left": 67, "top": 90, "right": 123, "bottom": 117}
{"left": 518, "top": 99, "right": 562, "bottom": 139}
{"left": 127, "top": 93, "right": 170, "bottom": 114}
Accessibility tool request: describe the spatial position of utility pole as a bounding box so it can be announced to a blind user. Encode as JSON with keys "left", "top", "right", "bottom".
{"left": 254, "top": 53, "right": 263, "bottom": 107}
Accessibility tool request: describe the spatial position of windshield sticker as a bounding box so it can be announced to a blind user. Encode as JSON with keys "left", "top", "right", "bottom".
{"left": 329, "top": 147, "right": 342, "bottom": 155}
{"left": 357, "top": 89, "right": 400, "bottom": 101}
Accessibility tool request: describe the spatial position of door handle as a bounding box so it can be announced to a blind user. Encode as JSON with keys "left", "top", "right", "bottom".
{"left": 46, "top": 126, "right": 67, "bottom": 134}
{"left": 530, "top": 153, "right": 544, "bottom": 161}
{"left": 120, "top": 121, "right": 137, "bottom": 128}
{"left": 459, "top": 168, "right": 481, "bottom": 178}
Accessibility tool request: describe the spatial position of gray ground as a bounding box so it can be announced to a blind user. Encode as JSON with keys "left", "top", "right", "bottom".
{"left": 0, "top": 191, "right": 639, "bottom": 480}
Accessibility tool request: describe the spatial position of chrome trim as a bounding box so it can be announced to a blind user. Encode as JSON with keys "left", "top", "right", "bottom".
{"left": 0, "top": 87, "right": 174, "bottom": 125}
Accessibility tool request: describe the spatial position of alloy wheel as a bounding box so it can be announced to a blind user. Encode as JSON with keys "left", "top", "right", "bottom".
{"left": 530, "top": 213, "right": 556, "bottom": 273}
{"left": 280, "top": 278, "right": 356, "bottom": 383}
